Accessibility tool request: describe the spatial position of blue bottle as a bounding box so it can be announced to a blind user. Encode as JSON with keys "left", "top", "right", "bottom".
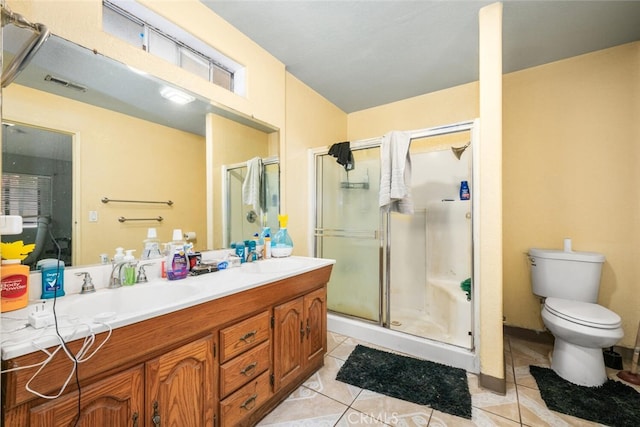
{"left": 37, "top": 259, "right": 66, "bottom": 299}
{"left": 460, "top": 180, "right": 470, "bottom": 200}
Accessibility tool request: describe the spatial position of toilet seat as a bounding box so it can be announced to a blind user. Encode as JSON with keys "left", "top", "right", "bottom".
{"left": 544, "top": 297, "right": 621, "bottom": 329}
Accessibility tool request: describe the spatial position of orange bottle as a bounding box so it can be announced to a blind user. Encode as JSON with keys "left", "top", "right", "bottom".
{"left": 1, "top": 259, "right": 30, "bottom": 312}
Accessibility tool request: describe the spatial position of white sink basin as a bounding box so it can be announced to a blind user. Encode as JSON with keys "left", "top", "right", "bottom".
{"left": 58, "top": 282, "right": 202, "bottom": 320}
{"left": 240, "top": 258, "right": 309, "bottom": 274}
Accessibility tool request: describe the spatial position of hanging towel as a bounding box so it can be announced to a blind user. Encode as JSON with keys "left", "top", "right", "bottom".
{"left": 379, "top": 131, "right": 413, "bottom": 214}
{"left": 242, "top": 157, "right": 263, "bottom": 211}
{"left": 328, "top": 141, "right": 355, "bottom": 171}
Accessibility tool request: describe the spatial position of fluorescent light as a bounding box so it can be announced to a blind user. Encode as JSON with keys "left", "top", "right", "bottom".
{"left": 160, "top": 87, "right": 195, "bottom": 105}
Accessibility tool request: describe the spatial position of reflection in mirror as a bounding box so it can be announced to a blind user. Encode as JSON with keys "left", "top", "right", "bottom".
{"left": 224, "top": 158, "right": 280, "bottom": 247}
{"left": 1, "top": 122, "right": 73, "bottom": 269}
{"left": 2, "top": 30, "right": 280, "bottom": 267}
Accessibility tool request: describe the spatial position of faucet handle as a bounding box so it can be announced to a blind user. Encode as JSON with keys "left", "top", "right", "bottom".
{"left": 76, "top": 272, "right": 96, "bottom": 294}
{"left": 137, "top": 263, "right": 152, "bottom": 283}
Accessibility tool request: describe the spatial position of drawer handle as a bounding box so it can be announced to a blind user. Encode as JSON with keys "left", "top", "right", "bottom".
{"left": 239, "top": 330, "right": 257, "bottom": 343}
{"left": 240, "top": 393, "right": 258, "bottom": 411}
{"left": 151, "top": 401, "right": 161, "bottom": 426}
{"left": 240, "top": 362, "right": 258, "bottom": 376}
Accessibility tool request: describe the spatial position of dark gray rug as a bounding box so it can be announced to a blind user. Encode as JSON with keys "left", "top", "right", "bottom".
{"left": 336, "top": 344, "right": 472, "bottom": 419}
{"left": 530, "top": 365, "right": 640, "bottom": 427}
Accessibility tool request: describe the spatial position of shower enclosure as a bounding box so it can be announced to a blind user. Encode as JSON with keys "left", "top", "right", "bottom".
{"left": 223, "top": 157, "right": 280, "bottom": 247}
{"left": 314, "top": 121, "right": 478, "bottom": 370}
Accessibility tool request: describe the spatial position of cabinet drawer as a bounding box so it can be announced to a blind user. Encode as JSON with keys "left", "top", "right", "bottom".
{"left": 219, "top": 370, "right": 271, "bottom": 427}
{"left": 220, "top": 310, "right": 270, "bottom": 362}
{"left": 220, "top": 340, "right": 270, "bottom": 398}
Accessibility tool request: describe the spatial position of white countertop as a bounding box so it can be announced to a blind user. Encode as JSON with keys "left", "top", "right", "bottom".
{"left": 1, "top": 256, "right": 335, "bottom": 360}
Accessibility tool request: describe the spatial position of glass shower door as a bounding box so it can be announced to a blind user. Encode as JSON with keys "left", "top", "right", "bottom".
{"left": 315, "top": 147, "right": 381, "bottom": 322}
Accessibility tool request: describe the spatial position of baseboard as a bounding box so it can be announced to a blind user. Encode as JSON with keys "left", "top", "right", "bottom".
{"left": 503, "top": 325, "right": 554, "bottom": 345}
{"left": 479, "top": 372, "right": 506, "bottom": 395}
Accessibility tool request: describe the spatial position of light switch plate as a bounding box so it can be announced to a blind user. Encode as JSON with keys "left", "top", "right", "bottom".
{"left": 89, "top": 211, "right": 98, "bottom": 222}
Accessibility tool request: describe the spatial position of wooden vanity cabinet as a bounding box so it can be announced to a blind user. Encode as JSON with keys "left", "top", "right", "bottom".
{"left": 28, "top": 366, "right": 144, "bottom": 427}
{"left": 145, "top": 335, "right": 215, "bottom": 427}
{"left": 1, "top": 265, "right": 332, "bottom": 427}
{"left": 273, "top": 287, "right": 326, "bottom": 393}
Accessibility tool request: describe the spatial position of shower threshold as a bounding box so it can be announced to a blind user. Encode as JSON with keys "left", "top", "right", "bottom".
{"left": 328, "top": 313, "right": 479, "bottom": 373}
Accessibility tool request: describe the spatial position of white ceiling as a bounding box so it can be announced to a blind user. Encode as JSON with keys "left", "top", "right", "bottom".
{"left": 202, "top": 0, "right": 640, "bottom": 113}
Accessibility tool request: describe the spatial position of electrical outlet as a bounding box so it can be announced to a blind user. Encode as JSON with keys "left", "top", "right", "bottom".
{"left": 89, "top": 210, "right": 98, "bottom": 222}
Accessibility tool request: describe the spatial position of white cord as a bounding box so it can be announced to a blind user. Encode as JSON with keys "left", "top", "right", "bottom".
{"left": 1, "top": 320, "right": 114, "bottom": 399}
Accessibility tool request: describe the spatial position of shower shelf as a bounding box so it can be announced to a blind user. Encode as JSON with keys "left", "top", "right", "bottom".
{"left": 340, "top": 182, "right": 369, "bottom": 190}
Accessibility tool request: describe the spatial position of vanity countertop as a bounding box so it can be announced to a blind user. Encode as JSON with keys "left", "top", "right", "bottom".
{"left": 1, "top": 256, "right": 335, "bottom": 360}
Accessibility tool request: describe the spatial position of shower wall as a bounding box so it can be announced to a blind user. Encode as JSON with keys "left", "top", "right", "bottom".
{"left": 316, "top": 128, "right": 473, "bottom": 350}
{"left": 388, "top": 141, "right": 473, "bottom": 348}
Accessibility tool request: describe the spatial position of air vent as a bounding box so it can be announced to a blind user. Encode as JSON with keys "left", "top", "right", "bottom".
{"left": 44, "top": 74, "right": 87, "bottom": 92}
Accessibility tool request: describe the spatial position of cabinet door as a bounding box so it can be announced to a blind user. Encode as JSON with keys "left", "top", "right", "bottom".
{"left": 29, "top": 366, "right": 143, "bottom": 427}
{"left": 272, "top": 297, "right": 304, "bottom": 392}
{"left": 146, "top": 335, "right": 216, "bottom": 427}
{"left": 304, "top": 287, "right": 327, "bottom": 365}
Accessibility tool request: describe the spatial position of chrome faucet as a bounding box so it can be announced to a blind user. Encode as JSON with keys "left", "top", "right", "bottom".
{"left": 108, "top": 261, "right": 132, "bottom": 289}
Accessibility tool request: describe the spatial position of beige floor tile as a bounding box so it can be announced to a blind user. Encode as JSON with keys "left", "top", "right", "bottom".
{"left": 350, "top": 389, "right": 433, "bottom": 426}
{"left": 467, "top": 374, "right": 521, "bottom": 423}
{"left": 516, "top": 384, "right": 604, "bottom": 427}
{"left": 335, "top": 408, "right": 393, "bottom": 426}
{"left": 328, "top": 331, "right": 348, "bottom": 353}
{"left": 505, "top": 351, "right": 515, "bottom": 385}
{"left": 429, "top": 408, "right": 522, "bottom": 426}
{"left": 256, "top": 385, "right": 348, "bottom": 426}
{"left": 304, "top": 355, "right": 363, "bottom": 405}
{"left": 509, "top": 338, "right": 552, "bottom": 369}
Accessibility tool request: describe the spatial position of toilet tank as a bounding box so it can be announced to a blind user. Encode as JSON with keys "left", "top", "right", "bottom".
{"left": 528, "top": 248, "right": 605, "bottom": 303}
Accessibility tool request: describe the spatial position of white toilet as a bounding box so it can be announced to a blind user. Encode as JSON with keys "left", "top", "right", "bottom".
{"left": 528, "top": 246, "right": 624, "bottom": 387}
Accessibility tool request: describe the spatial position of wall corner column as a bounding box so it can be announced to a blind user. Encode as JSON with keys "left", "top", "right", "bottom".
{"left": 478, "top": 1, "right": 505, "bottom": 394}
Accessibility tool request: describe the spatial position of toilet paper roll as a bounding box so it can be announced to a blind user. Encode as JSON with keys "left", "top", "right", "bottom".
{"left": 184, "top": 231, "right": 197, "bottom": 241}
{"left": 563, "top": 238, "right": 572, "bottom": 252}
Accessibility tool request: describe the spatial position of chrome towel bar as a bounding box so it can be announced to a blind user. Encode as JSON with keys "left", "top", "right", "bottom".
{"left": 102, "top": 197, "right": 173, "bottom": 206}
{"left": 118, "top": 216, "right": 164, "bottom": 223}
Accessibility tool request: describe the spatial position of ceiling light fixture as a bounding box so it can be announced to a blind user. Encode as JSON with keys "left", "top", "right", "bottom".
{"left": 160, "top": 87, "right": 195, "bottom": 105}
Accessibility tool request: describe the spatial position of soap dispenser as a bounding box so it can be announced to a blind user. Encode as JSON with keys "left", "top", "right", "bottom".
{"left": 123, "top": 250, "right": 136, "bottom": 286}
{"left": 272, "top": 214, "right": 293, "bottom": 257}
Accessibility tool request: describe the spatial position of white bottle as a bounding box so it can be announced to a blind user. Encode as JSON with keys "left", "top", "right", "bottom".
{"left": 113, "top": 247, "right": 125, "bottom": 263}
{"left": 142, "top": 227, "right": 162, "bottom": 259}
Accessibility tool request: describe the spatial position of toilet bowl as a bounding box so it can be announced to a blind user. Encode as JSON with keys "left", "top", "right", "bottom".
{"left": 542, "top": 297, "right": 624, "bottom": 387}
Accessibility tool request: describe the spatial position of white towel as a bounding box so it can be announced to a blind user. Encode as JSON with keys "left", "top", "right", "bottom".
{"left": 242, "top": 157, "right": 262, "bottom": 211}
{"left": 379, "top": 131, "right": 413, "bottom": 214}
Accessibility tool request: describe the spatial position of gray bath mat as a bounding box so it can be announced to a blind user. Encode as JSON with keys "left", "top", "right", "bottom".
{"left": 336, "top": 344, "right": 472, "bottom": 419}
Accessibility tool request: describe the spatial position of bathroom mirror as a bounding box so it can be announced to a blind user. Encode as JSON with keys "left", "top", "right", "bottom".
{"left": 1, "top": 29, "right": 279, "bottom": 267}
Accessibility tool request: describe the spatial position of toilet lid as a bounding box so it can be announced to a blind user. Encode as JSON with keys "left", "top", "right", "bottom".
{"left": 545, "top": 297, "right": 622, "bottom": 329}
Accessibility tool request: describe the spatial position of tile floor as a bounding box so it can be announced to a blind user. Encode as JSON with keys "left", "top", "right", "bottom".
{"left": 258, "top": 330, "right": 640, "bottom": 426}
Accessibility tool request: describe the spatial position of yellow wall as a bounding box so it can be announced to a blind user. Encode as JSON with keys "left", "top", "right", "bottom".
{"left": 8, "top": 0, "right": 286, "bottom": 131}
{"left": 283, "top": 73, "right": 348, "bottom": 253}
{"left": 348, "top": 82, "right": 479, "bottom": 140}
{"left": 503, "top": 41, "right": 640, "bottom": 348}
{"left": 210, "top": 114, "right": 272, "bottom": 250}
{"left": 3, "top": 85, "right": 206, "bottom": 265}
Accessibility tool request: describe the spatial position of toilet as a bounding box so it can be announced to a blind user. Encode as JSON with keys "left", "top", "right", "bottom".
{"left": 528, "top": 246, "right": 623, "bottom": 387}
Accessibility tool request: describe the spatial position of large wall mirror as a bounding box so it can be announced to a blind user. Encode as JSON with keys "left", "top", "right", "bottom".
{"left": 2, "top": 25, "right": 279, "bottom": 269}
